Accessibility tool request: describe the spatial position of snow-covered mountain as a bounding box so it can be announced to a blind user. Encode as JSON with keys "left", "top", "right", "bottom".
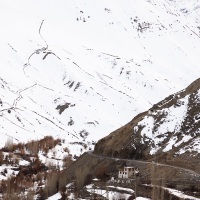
{"left": 0, "top": 0, "right": 200, "bottom": 154}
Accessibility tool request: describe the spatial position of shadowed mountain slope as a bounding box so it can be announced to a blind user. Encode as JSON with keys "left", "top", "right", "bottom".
{"left": 94, "top": 78, "right": 200, "bottom": 173}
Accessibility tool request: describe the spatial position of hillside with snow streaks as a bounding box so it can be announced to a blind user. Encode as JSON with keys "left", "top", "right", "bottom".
{"left": 0, "top": 0, "right": 200, "bottom": 153}
{"left": 134, "top": 93, "right": 198, "bottom": 155}
{"left": 135, "top": 94, "right": 189, "bottom": 154}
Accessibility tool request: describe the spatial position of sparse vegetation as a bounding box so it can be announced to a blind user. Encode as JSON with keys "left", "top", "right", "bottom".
{"left": 0, "top": 136, "right": 73, "bottom": 199}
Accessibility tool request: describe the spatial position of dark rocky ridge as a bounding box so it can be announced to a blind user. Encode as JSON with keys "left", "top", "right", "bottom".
{"left": 94, "top": 78, "right": 200, "bottom": 173}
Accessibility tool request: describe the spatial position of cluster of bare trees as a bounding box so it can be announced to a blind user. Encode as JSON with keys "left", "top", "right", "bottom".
{"left": 0, "top": 136, "right": 74, "bottom": 199}
{"left": 0, "top": 162, "right": 73, "bottom": 199}
{"left": 0, "top": 175, "right": 35, "bottom": 200}
{"left": 2, "top": 136, "right": 61, "bottom": 156}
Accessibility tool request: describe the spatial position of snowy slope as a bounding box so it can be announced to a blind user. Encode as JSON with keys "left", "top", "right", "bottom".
{"left": 0, "top": 0, "right": 200, "bottom": 154}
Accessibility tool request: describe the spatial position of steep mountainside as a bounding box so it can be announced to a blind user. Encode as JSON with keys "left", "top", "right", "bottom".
{"left": 0, "top": 0, "right": 200, "bottom": 155}
{"left": 94, "top": 78, "right": 200, "bottom": 172}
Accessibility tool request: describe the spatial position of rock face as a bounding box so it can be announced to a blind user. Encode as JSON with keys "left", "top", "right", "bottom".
{"left": 94, "top": 78, "right": 200, "bottom": 172}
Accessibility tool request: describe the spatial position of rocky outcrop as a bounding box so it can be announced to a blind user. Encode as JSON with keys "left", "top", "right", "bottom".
{"left": 94, "top": 78, "right": 200, "bottom": 172}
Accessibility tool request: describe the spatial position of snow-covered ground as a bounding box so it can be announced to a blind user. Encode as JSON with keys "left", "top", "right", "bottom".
{"left": 86, "top": 184, "right": 133, "bottom": 200}
{"left": 166, "top": 187, "right": 200, "bottom": 200}
{"left": 47, "top": 183, "right": 200, "bottom": 200}
{"left": 0, "top": 0, "right": 200, "bottom": 155}
{"left": 47, "top": 193, "right": 62, "bottom": 200}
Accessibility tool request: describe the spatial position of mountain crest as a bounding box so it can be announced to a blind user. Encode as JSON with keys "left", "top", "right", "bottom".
{"left": 94, "top": 78, "right": 200, "bottom": 173}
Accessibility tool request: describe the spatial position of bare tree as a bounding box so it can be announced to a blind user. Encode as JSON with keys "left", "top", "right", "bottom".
{"left": 151, "top": 163, "right": 167, "bottom": 200}
{"left": 160, "top": 173, "right": 165, "bottom": 200}
{"left": 4, "top": 137, "right": 13, "bottom": 151}
{"left": 45, "top": 171, "right": 59, "bottom": 197}
{"left": 62, "top": 154, "right": 73, "bottom": 169}
{"left": 75, "top": 166, "right": 90, "bottom": 196}
{"left": 26, "top": 189, "right": 35, "bottom": 200}
{"left": 27, "top": 140, "right": 39, "bottom": 155}
{"left": 151, "top": 163, "right": 157, "bottom": 200}
{"left": 0, "top": 150, "right": 4, "bottom": 164}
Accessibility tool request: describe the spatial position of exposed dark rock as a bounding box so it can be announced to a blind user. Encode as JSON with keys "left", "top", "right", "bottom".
{"left": 94, "top": 78, "right": 200, "bottom": 173}
{"left": 56, "top": 103, "right": 71, "bottom": 114}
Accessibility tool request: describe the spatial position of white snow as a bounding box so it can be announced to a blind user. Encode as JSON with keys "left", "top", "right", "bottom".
{"left": 166, "top": 187, "right": 200, "bottom": 200}
{"left": 108, "top": 186, "right": 134, "bottom": 193}
{"left": 177, "top": 137, "right": 200, "bottom": 154}
{"left": 19, "top": 159, "right": 30, "bottom": 166}
{"left": 86, "top": 184, "right": 133, "bottom": 200}
{"left": 0, "top": 0, "right": 200, "bottom": 156}
{"left": 0, "top": 165, "right": 19, "bottom": 180}
{"left": 47, "top": 192, "right": 62, "bottom": 200}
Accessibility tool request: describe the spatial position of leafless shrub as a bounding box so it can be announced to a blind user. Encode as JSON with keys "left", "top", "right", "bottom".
{"left": 63, "top": 147, "right": 70, "bottom": 153}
